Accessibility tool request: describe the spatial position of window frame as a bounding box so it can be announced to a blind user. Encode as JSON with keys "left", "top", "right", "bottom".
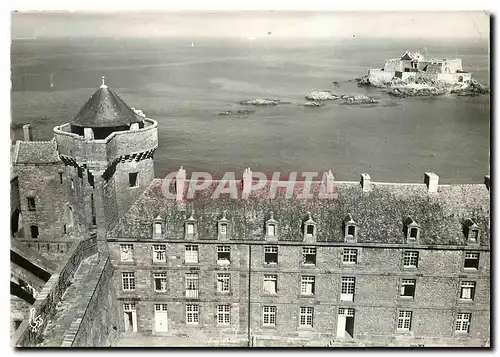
{"left": 263, "top": 274, "right": 278, "bottom": 295}
{"left": 27, "top": 197, "right": 36, "bottom": 211}
{"left": 464, "top": 252, "right": 480, "bottom": 270}
{"left": 153, "top": 272, "right": 167, "bottom": 292}
{"left": 262, "top": 306, "right": 276, "bottom": 326}
{"left": 300, "top": 276, "right": 315, "bottom": 296}
{"left": 264, "top": 246, "right": 278, "bottom": 265}
{"left": 299, "top": 306, "right": 314, "bottom": 327}
{"left": 217, "top": 304, "right": 231, "bottom": 325}
{"left": 397, "top": 310, "right": 413, "bottom": 331}
{"left": 217, "top": 245, "right": 231, "bottom": 265}
{"left": 186, "top": 304, "right": 200, "bottom": 324}
{"left": 340, "top": 277, "right": 355, "bottom": 301}
{"left": 342, "top": 248, "right": 358, "bottom": 264}
{"left": 217, "top": 273, "right": 231, "bottom": 293}
{"left": 152, "top": 244, "right": 167, "bottom": 263}
{"left": 184, "top": 245, "right": 199, "bottom": 264}
{"left": 455, "top": 313, "right": 471, "bottom": 333}
{"left": 122, "top": 272, "right": 136, "bottom": 291}
{"left": 120, "top": 244, "right": 134, "bottom": 262}
{"left": 403, "top": 251, "right": 419, "bottom": 268}
{"left": 460, "top": 281, "right": 476, "bottom": 301}
{"left": 400, "top": 279, "right": 416, "bottom": 298}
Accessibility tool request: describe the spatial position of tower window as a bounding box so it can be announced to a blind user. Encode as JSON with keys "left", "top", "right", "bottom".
{"left": 30, "top": 225, "right": 39, "bottom": 238}
{"left": 27, "top": 198, "right": 36, "bottom": 211}
{"left": 88, "top": 171, "right": 94, "bottom": 188}
{"left": 59, "top": 173, "right": 63, "bottom": 184}
{"left": 129, "top": 172, "right": 138, "bottom": 187}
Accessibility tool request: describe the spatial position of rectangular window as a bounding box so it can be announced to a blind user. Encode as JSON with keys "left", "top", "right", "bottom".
{"left": 464, "top": 252, "right": 479, "bottom": 270}
{"left": 185, "top": 273, "right": 199, "bottom": 298}
{"left": 468, "top": 229, "right": 479, "bottom": 242}
{"left": 264, "top": 246, "right": 278, "bottom": 265}
{"left": 460, "top": 282, "right": 476, "bottom": 300}
{"left": 263, "top": 306, "right": 276, "bottom": 326}
{"left": 267, "top": 224, "right": 276, "bottom": 236}
{"left": 154, "top": 272, "right": 167, "bottom": 292}
{"left": 400, "top": 279, "right": 416, "bottom": 298}
{"left": 306, "top": 225, "right": 314, "bottom": 235}
{"left": 347, "top": 225, "right": 356, "bottom": 237}
{"left": 299, "top": 307, "right": 314, "bottom": 327}
{"left": 300, "top": 276, "right": 315, "bottom": 295}
{"left": 155, "top": 303, "right": 168, "bottom": 311}
{"left": 123, "top": 303, "right": 136, "bottom": 311}
{"left": 217, "top": 305, "right": 230, "bottom": 325}
{"left": 455, "top": 313, "right": 471, "bottom": 333}
{"left": 186, "top": 223, "right": 195, "bottom": 235}
{"left": 217, "top": 246, "right": 231, "bottom": 264}
{"left": 341, "top": 277, "right": 355, "bottom": 301}
{"left": 397, "top": 311, "right": 412, "bottom": 331}
{"left": 302, "top": 247, "right": 316, "bottom": 265}
{"left": 122, "top": 272, "right": 136, "bottom": 291}
{"left": 186, "top": 304, "right": 199, "bottom": 324}
{"left": 263, "top": 274, "right": 278, "bottom": 295}
{"left": 217, "top": 273, "right": 230, "bottom": 293}
{"left": 409, "top": 227, "right": 418, "bottom": 239}
{"left": 185, "top": 245, "right": 199, "bottom": 263}
{"left": 403, "top": 251, "right": 419, "bottom": 268}
{"left": 153, "top": 244, "right": 167, "bottom": 263}
{"left": 129, "top": 172, "right": 138, "bottom": 187}
{"left": 220, "top": 223, "right": 227, "bottom": 235}
{"left": 120, "top": 244, "right": 134, "bottom": 262}
{"left": 59, "top": 172, "right": 63, "bottom": 184}
{"left": 27, "top": 197, "right": 36, "bottom": 211}
{"left": 154, "top": 223, "right": 162, "bottom": 235}
{"left": 88, "top": 171, "right": 94, "bottom": 187}
{"left": 30, "top": 225, "right": 39, "bottom": 239}
{"left": 343, "top": 249, "right": 358, "bottom": 264}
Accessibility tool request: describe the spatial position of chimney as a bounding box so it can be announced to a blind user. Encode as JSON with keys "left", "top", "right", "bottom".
{"left": 360, "top": 173, "right": 372, "bottom": 192}
{"left": 242, "top": 167, "right": 252, "bottom": 196}
{"left": 424, "top": 172, "right": 439, "bottom": 193}
{"left": 23, "top": 124, "right": 33, "bottom": 141}
{"left": 175, "top": 166, "right": 186, "bottom": 201}
{"left": 484, "top": 175, "right": 490, "bottom": 190}
{"left": 323, "top": 169, "right": 335, "bottom": 195}
{"left": 84, "top": 128, "right": 94, "bottom": 140}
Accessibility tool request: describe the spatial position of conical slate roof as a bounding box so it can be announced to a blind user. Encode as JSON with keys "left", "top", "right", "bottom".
{"left": 72, "top": 81, "right": 143, "bottom": 128}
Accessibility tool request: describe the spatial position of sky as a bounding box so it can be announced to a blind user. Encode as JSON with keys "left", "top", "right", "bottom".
{"left": 11, "top": 11, "right": 490, "bottom": 39}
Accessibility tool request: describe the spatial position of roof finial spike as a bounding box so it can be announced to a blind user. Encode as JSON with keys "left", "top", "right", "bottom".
{"left": 100, "top": 76, "right": 108, "bottom": 89}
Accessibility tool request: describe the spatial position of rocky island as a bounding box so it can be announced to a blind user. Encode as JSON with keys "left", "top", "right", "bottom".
{"left": 240, "top": 98, "right": 291, "bottom": 106}
{"left": 357, "top": 51, "right": 489, "bottom": 97}
{"left": 305, "top": 91, "right": 379, "bottom": 105}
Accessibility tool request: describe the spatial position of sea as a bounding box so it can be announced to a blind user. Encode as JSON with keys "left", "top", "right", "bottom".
{"left": 10, "top": 37, "right": 490, "bottom": 183}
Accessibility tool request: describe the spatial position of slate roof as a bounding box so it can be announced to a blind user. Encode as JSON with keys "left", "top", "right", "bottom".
{"left": 14, "top": 140, "right": 61, "bottom": 165}
{"left": 71, "top": 86, "right": 143, "bottom": 128}
{"left": 108, "top": 178, "right": 490, "bottom": 246}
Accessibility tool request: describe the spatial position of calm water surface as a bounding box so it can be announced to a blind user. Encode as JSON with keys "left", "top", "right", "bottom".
{"left": 10, "top": 37, "right": 490, "bottom": 183}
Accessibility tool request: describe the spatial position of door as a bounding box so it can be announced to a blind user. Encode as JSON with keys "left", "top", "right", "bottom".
{"left": 123, "top": 303, "right": 137, "bottom": 332}
{"left": 154, "top": 304, "right": 168, "bottom": 333}
{"left": 336, "top": 311, "right": 346, "bottom": 338}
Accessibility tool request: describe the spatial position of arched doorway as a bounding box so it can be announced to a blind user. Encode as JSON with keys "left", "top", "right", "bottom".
{"left": 11, "top": 209, "right": 23, "bottom": 237}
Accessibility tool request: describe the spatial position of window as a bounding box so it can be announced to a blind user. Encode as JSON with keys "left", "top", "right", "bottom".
{"left": 153, "top": 244, "right": 167, "bottom": 263}
{"left": 122, "top": 272, "right": 135, "bottom": 291}
{"left": 129, "top": 172, "right": 138, "bottom": 187}
{"left": 153, "top": 272, "right": 167, "bottom": 292}
{"left": 267, "top": 224, "right": 276, "bottom": 237}
{"left": 154, "top": 223, "right": 162, "bottom": 236}
{"left": 30, "top": 225, "right": 39, "bottom": 238}
{"left": 343, "top": 249, "right": 358, "bottom": 264}
{"left": 264, "top": 246, "right": 278, "bottom": 265}
{"left": 468, "top": 229, "right": 479, "bottom": 242}
{"left": 185, "top": 245, "right": 199, "bottom": 263}
{"left": 27, "top": 198, "right": 36, "bottom": 211}
{"left": 302, "top": 247, "right": 316, "bottom": 265}
{"left": 299, "top": 307, "right": 314, "bottom": 327}
{"left": 400, "top": 279, "right": 416, "bottom": 298}
{"left": 71, "top": 179, "right": 74, "bottom": 189}
{"left": 217, "top": 305, "right": 230, "bottom": 325}
{"left": 409, "top": 227, "right": 419, "bottom": 240}
{"left": 455, "top": 313, "right": 471, "bottom": 333}
{"left": 59, "top": 172, "right": 63, "bottom": 184}
{"left": 63, "top": 225, "right": 67, "bottom": 234}
{"left": 185, "top": 273, "right": 199, "bottom": 298}
{"left": 403, "top": 251, "right": 419, "bottom": 268}
{"left": 217, "top": 246, "right": 231, "bottom": 265}
{"left": 88, "top": 171, "right": 94, "bottom": 187}
{"left": 300, "top": 276, "right": 315, "bottom": 295}
{"left": 155, "top": 304, "right": 168, "bottom": 311}
{"left": 186, "top": 304, "right": 199, "bottom": 324}
{"left": 220, "top": 223, "right": 227, "bottom": 235}
{"left": 263, "top": 306, "right": 276, "bottom": 326}
{"left": 341, "top": 277, "right": 355, "bottom": 301}
{"left": 306, "top": 224, "right": 315, "bottom": 236}
{"left": 343, "top": 214, "right": 357, "bottom": 241}
{"left": 460, "top": 282, "right": 476, "bottom": 300}
{"left": 397, "top": 311, "right": 412, "bottom": 331}
{"left": 120, "top": 244, "right": 134, "bottom": 261}
{"left": 464, "top": 252, "right": 479, "bottom": 270}
{"left": 217, "top": 273, "right": 230, "bottom": 293}
{"left": 186, "top": 223, "right": 195, "bottom": 235}
{"left": 123, "top": 303, "right": 136, "bottom": 311}
{"left": 347, "top": 225, "right": 356, "bottom": 237}
{"left": 263, "top": 274, "right": 277, "bottom": 295}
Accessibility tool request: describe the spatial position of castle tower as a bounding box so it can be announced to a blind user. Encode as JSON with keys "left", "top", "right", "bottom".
{"left": 53, "top": 77, "right": 158, "bottom": 248}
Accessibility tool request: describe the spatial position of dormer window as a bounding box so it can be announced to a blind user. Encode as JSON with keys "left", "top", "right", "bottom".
{"left": 464, "top": 219, "right": 480, "bottom": 244}
{"left": 265, "top": 211, "right": 278, "bottom": 240}
{"left": 404, "top": 216, "right": 420, "bottom": 242}
{"left": 218, "top": 211, "right": 229, "bottom": 240}
{"left": 343, "top": 214, "right": 357, "bottom": 242}
{"left": 153, "top": 215, "right": 163, "bottom": 239}
{"left": 303, "top": 212, "right": 317, "bottom": 241}
{"left": 185, "top": 210, "right": 197, "bottom": 239}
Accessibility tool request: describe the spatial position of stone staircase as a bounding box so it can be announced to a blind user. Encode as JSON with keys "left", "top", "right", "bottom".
{"left": 38, "top": 254, "right": 99, "bottom": 347}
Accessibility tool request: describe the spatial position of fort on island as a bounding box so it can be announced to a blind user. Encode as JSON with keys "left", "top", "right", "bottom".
{"left": 10, "top": 79, "right": 490, "bottom": 347}
{"left": 367, "top": 51, "right": 473, "bottom": 84}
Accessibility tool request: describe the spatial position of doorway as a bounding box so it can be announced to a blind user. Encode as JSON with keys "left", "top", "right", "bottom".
{"left": 154, "top": 304, "right": 168, "bottom": 333}
{"left": 336, "top": 308, "right": 354, "bottom": 338}
{"left": 123, "top": 303, "right": 137, "bottom": 332}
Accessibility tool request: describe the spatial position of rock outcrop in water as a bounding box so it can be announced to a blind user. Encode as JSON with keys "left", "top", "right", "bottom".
{"left": 305, "top": 91, "right": 339, "bottom": 101}
{"left": 340, "top": 95, "right": 379, "bottom": 105}
{"left": 240, "top": 98, "right": 291, "bottom": 106}
{"left": 303, "top": 101, "right": 325, "bottom": 107}
{"left": 219, "top": 109, "right": 256, "bottom": 116}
